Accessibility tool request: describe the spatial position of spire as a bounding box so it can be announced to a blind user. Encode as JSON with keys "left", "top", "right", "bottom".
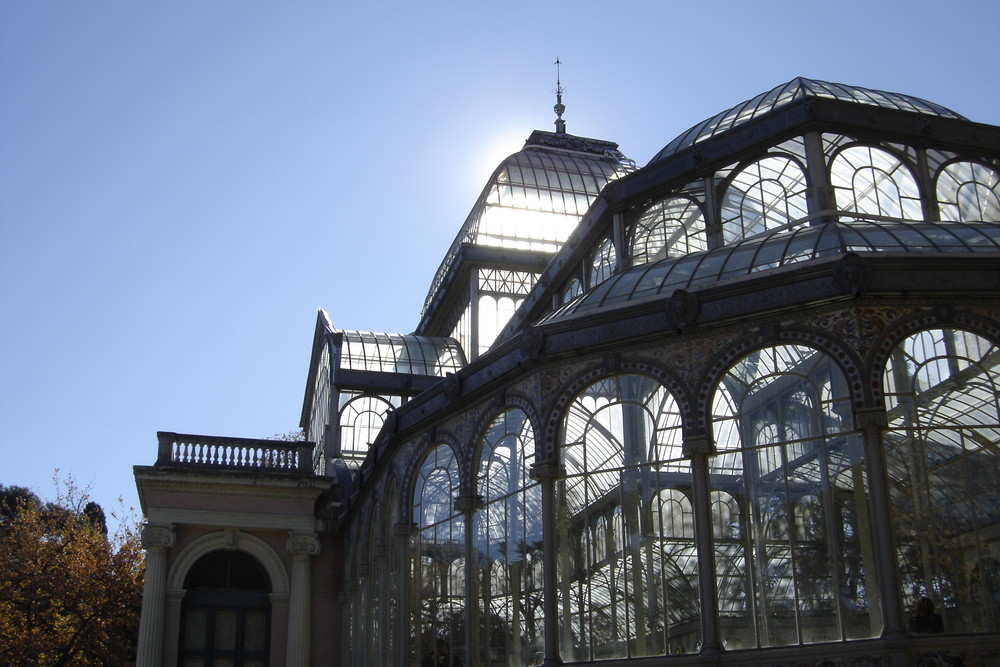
{"left": 553, "top": 58, "right": 566, "bottom": 134}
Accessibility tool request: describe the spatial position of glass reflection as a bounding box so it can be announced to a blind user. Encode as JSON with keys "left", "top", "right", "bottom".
{"left": 883, "top": 329, "right": 1000, "bottom": 634}
{"left": 830, "top": 145, "right": 922, "bottom": 220}
{"left": 721, "top": 155, "right": 809, "bottom": 243}
{"left": 630, "top": 196, "right": 707, "bottom": 265}
{"left": 936, "top": 161, "right": 1000, "bottom": 223}
{"left": 412, "top": 445, "right": 466, "bottom": 665}
{"left": 557, "top": 374, "right": 697, "bottom": 660}
{"left": 474, "top": 409, "right": 543, "bottom": 666}
{"left": 711, "top": 345, "right": 878, "bottom": 648}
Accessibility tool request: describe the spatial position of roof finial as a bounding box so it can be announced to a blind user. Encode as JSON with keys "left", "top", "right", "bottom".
{"left": 553, "top": 57, "right": 566, "bottom": 134}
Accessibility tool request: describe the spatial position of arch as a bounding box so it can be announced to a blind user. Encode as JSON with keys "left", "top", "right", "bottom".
{"left": 934, "top": 159, "right": 1000, "bottom": 222}
{"left": 587, "top": 237, "right": 617, "bottom": 289}
{"left": 867, "top": 309, "right": 1000, "bottom": 405}
{"left": 409, "top": 442, "right": 465, "bottom": 664}
{"left": 543, "top": 360, "right": 696, "bottom": 465}
{"left": 708, "top": 342, "right": 877, "bottom": 648}
{"left": 881, "top": 325, "right": 1000, "bottom": 634}
{"left": 472, "top": 405, "right": 543, "bottom": 665}
{"left": 339, "top": 394, "right": 395, "bottom": 457}
{"left": 555, "top": 371, "right": 696, "bottom": 660}
{"left": 719, "top": 153, "right": 809, "bottom": 243}
{"left": 402, "top": 430, "right": 470, "bottom": 506}
{"left": 168, "top": 531, "right": 289, "bottom": 597}
{"left": 829, "top": 143, "right": 922, "bottom": 219}
{"left": 629, "top": 195, "right": 708, "bottom": 265}
{"left": 697, "top": 326, "right": 867, "bottom": 434}
{"left": 469, "top": 394, "right": 543, "bottom": 470}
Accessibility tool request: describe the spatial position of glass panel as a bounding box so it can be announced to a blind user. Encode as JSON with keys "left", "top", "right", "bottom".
{"left": 540, "top": 219, "right": 1000, "bottom": 324}
{"left": 423, "top": 145, "right": 635, "bottom": 318}
{"left": 650, "top": 78, "right": 965, "bottom": 165}
{"left": 478, "top": 293, "right": 524, "bottom": 356}
{"left": 338, "top": 330, "right": 466, "bottom": 376}
{"left": 830, "top": 145, "right": 922, "bottom": 220}
{"left": 588, "top": 238, "right": 616, "bottom": 289}
{"left": 630, "top": 196, "right": 707, "bottom": 265}
{"left": 213, "top": 609, "right": 237, "bottom": 650}
{"left": 711, "top": 345, "right": 879, "bottom": 649}
{"left": 936, "top": 161, "right": 1000, "bottom": 223}
{"left": 883, "top": 329, "right": 1000, "bottom": 634}
{"left": 244, "top": 609, "right": 267, "bottom": 651}
{"left": 183, "top": 609, "right": 208, "bottom": 650}
{"left": 558, "top": 374, "right": 698, "bottom": 660}
{"left": 339, "top": 394, "right": 397, "bottom": 458}
{"left": 721, "top": 153, "right": 809, "bottom": 243}
{"left": 474, "top": 409, "right": 544, "bottom": 665}
{"left": 412, "top": 445, "right": 466, "bottom": 666}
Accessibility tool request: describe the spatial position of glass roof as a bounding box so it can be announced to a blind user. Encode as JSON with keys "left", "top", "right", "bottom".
{"left": 541, "top": 219, "right": 1000, "bottom": 323}
{"left": 421, "top": 131, "right": 635, "bottom": 318}
{"left": 649, "top": 77, "right": 967, "bottom": 165}
{"left": 335, "top": 329, "right": 466, "bottom": 376}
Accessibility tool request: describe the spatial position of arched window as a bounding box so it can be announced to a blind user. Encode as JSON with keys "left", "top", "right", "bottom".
{"left": 630, "top": 196, "right": 707, "bottom": 265}
{"left": 935, "top": 161, "right": 1000, "bottom": 222}
{"left": 557, "top": 374, "right": 697, "bottom": 659}
{"left": 340, "top": 394, "right": 395, "bottom": 458}
{"left": 478, "top": 294, "right": 521, "bottom": 356}
{"left": 883, "top": 328, "right": 1000, "bottom": 634}
{"left": 655, "top": 489, "right": 694, "bottom": 538}
{"left": 561, "top": 277, "right": 583, "bottom": 305}
{"left": 180, "top": 550, "right": 271, "bottom": 666}
{"left": 711, "top": 345, "right": 877, "bottom": 649}
{"left": 587, "top": 238, "right": 616, "bottom": 289}
{"left": 411, "top": 444, "right": 465, "bottom": 665}
{"left": 721, "top": 155, "right": 809, "bottom": 243}
{"left": 473, "top": 408, "right": 542, "bottom": 665}
{"left": 830, "top": 145, "right": 922, "bottom": 219}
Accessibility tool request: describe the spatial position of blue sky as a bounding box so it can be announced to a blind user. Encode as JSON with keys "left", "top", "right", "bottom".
{"left": 2, "top": 1, "right": 998, "bottom": 523}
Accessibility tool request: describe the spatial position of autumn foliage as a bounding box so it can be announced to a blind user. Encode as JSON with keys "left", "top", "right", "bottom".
{"left": 0, "top": 479, "right": 144, "bottom": 666}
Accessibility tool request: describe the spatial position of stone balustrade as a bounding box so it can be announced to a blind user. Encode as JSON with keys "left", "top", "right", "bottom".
{"left": 156, "top": 431, "right": 314, "bottom": 473}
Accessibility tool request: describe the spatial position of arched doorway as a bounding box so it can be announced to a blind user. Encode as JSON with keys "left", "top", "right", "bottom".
{"left": 179, "top": 550, "right": 271, "bottom": 666}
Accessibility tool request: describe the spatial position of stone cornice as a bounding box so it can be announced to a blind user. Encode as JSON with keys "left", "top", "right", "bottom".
{"left": 134, "top": 466, "right": 331, "bottom": 502}
{"left": 146, "top": 508, "right": 319, "bottom": 533}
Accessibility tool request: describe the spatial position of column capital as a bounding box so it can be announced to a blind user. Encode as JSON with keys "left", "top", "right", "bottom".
{"left": 141, "top": 524, "right": 175, "bottom": 551}
{"left": 287, "top": 532, "right": 320, "bottom": 557}
{"left": 454, "top": 494, "right": 483, "bottom": 513}
{"left": 683, "top": 436, "right": 713, "bottom": 457}
{"left": 393, "top": 521, "right": 418, "bottom": 537}
{"left": 854, "top": 406, "right": 889, "bottom": 428}
{"left": 530, "top": 462, "right": 563, "bottom": 481}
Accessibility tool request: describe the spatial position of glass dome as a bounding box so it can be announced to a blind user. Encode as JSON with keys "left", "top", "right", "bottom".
{"left": 648, "top": 77, "right": 967, "bottom": 165}
{"left": 542, "top": 219, "right": 1000, "bottom": 323}
{"left": 421, "top": 131, "right": 635, "bottom": 318}
{"left": 336, "top": 329, "right": 466, "bottom": 376}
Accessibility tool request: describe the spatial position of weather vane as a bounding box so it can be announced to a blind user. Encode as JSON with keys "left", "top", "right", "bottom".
{"left": 554, "top": 58, "right": 566, "bottom": 134}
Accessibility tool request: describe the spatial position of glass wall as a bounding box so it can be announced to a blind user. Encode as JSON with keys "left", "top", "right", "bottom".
{"left": 339, "top": 393, "right": 398, "bottom": 459}
{"left": 411, "top": 445, "right": 466, "bottom": 666}
{"left": 473, "top": 409, "right": 543, "bottom": 666}
{"left": 883, "top": 328, "right": 1000, "bottom": 634}
{"left": 710, "top": 345, "right": 879, "bottom": 648}
{"left": 720, "top": 154, "right": 808, "bottom": 243}
{"left": 556, "top": 374, "right": 696, "bottom": 660}
{"left": 830, "top": 145, "right": 921, "bottom": 220}
{"left": 629, "top": 196, "right": 707, "bottom": 266}
{"left": 935, "top": 161, "right": 1000, "bottom": 222}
